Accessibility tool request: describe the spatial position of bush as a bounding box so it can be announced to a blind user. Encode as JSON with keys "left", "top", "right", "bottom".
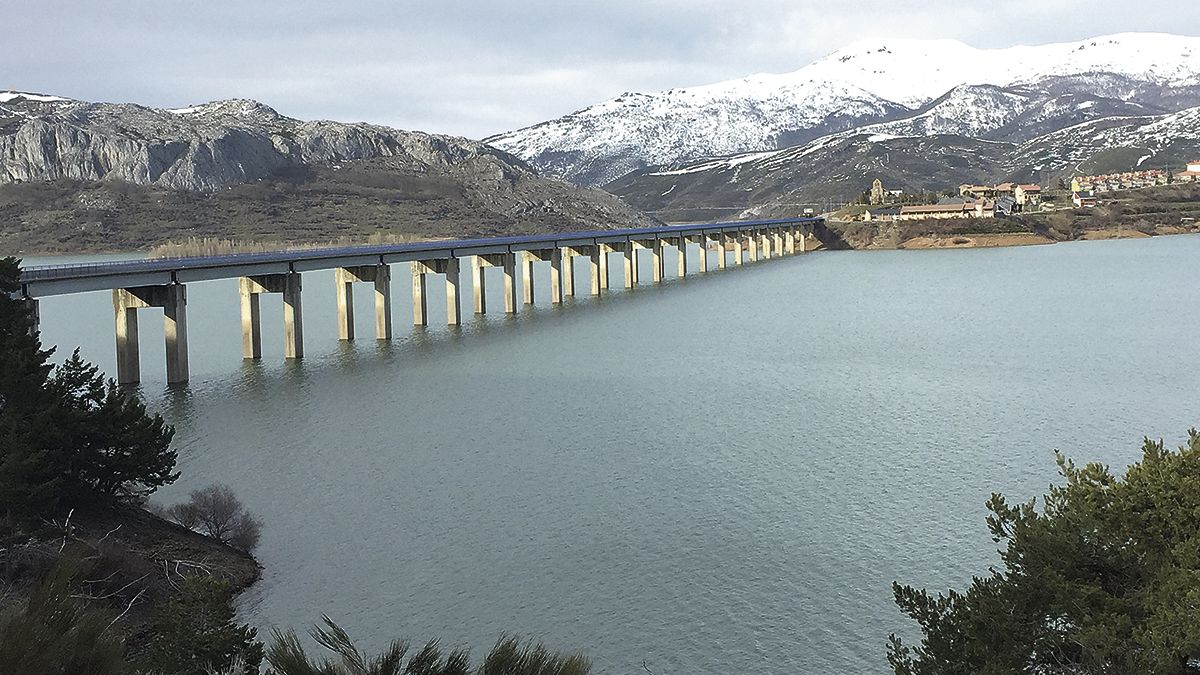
{"left": 265, "top": 617, "right": 591, "bottom": 675}
{"left": 165, "top": 484, "right": 262, "bottom": 553}
{"left": 889, "top": 430, "right": 1200, "bottom": 674}
{"left": 0, "top": 555, "right": 128, "bottom": 675}
{"left": 135, "top": 575, "right": 263, "bottom": 675}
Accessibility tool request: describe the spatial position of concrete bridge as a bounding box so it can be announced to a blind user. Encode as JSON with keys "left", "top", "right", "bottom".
{"left": 18, "top": 218, "right": 821, "bottom": 384}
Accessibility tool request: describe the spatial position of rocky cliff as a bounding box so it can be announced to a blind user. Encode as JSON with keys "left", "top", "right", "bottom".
{"left": 0, "top": 93, "right": 655, "bottom": 252}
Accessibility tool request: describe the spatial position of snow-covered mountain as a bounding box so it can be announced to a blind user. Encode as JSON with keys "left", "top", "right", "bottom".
{"left": 605, "top": 105, "right": 1200, "bottom": 221}
{"left": 489, "top": 33, "right": 1200, "bottom": 186}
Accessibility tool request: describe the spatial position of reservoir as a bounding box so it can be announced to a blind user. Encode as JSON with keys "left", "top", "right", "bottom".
{"left": 24, "top": 235, "right": 1200, "bottom": 674}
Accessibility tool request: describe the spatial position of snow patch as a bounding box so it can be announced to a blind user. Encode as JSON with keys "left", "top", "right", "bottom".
{"left": 0, "top": 91, "right": 68, "bottom": 103}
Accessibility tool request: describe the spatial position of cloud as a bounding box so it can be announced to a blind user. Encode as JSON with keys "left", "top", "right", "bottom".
{"left": 4, "top": 0, "right": 1197, "bottom": 138}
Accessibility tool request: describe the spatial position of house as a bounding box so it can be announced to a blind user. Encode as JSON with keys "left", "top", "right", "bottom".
{"left": 1177, "top": 160, "right": 1200, "bottom": 182}
{"left": 896, "top": 200, "right": 995, "bottom": 221}
{"left": 1014, "top": 184, "right": 1041, "bottom": 207}
{"left": 1189, "top": 161, "right": 1200, "bottom": 173}
{"left": 1073, "top": 191, "right": 1097, "bottom": 208}
{"left": 863, "top": 206, "right": 901, "bottom": 222}
{"left": 959, "top": 184, "right": 997, "bottom": 199}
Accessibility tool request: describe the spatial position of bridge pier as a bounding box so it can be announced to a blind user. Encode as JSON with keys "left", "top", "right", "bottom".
{"left": 472, "top": 254, "right": 518, "bottom": 314}
{"left": 335, "top": 265, "right": 392, "bottom": 340}
{"left": 113, "top": 284, "right": 189, "bottom": 384}
{"left": 733, "top": 234, "right": 743, "bottom": 266}
{"left": 761, "top": 230, "right": 772, "bottom": 260}
{"left": 560, "top": 248, "right": 576, "bottom": 297}
{"left": 652, "top": 238, "right": 665, "bottom": 283}
{"left": 411, "top": 259, "right": 460, "bottom": 325}
{"left": 786, "top": 228, "right": 796, "bottom": 254}
{"left": 716, "top": 234, "right": 727, "bottom": 269}
{"left": 622, "top": 242, "right": 637, "bottom": 288}
{"left": 588, "top": 246, "right": 602, "bottom": 295}
{"left": 695, "top": 235, "right": 709, "bottom": 273}
{"left": 675, "top": 237, "right": 688, "bottom": 278}
{"left": 240, "top": 273, "right": 303, "bottom": 359}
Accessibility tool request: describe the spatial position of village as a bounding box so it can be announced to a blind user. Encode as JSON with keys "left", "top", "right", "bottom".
{"left": 855, "top": 160, "right": 1200, "bottom": 222}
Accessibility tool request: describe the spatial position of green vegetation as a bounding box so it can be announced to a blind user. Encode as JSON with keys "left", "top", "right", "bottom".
{"left": 0, "top": 257, "right": 177, "bottom": 517}
{"left": 0, "top": 555, "right": 128, "bottom": 674}
{"left": 136, "top": 576, "right": 264, "bottom": 675}
{"left": 266, "top": 618, "right": 590, "bottom": 675}
{"left": 889, "top": 431, "right": 1200, "bottom": 674}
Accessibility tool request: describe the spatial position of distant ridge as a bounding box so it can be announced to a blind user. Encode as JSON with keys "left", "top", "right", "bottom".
{"left": 486, "top": 32, "right": 1200, "bottom": 186}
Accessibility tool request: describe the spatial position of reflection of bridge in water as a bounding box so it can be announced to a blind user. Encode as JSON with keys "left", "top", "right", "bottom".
{"left": 19, "top": 217, "right": 821, "bottom": 384}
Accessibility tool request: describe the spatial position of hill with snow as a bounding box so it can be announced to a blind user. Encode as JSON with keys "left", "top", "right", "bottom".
{"left": 488, "top": 33, "right": 1200, "bottom": 186}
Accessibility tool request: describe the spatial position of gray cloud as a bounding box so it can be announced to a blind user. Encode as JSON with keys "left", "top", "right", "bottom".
{"left": 4, "top": 0, "right": 1197, "bottom": 138}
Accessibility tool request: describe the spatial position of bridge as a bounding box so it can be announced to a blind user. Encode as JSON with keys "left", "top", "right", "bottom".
{"left": 18, "top": 217, "right": 822, "bottom": 384}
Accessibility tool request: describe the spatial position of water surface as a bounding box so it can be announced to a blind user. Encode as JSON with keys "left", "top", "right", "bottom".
{"left": 25, "top": 236, "right": 1200, "bottom": 673}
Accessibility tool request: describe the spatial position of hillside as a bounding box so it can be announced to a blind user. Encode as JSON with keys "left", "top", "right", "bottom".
{"left": 489, "top": 33, "right": 1200, "bottom": 186}
{"left": 0, "top": 93, "right": 654, "bottom": 253}
{"left": 606, "top": 105, "right": 1200, "bottom": 222}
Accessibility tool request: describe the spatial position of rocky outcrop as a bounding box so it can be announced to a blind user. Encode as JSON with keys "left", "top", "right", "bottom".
{"left": 0, "top": 95, "right": 540, "bottom": 192}
{"left": 0, "top": 93, "right": 656, "bottom": 252}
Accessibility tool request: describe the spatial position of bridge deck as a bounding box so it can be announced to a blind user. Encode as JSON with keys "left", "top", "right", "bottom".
{"left": 18, "top": 217, "right": 821, "bottom": 297}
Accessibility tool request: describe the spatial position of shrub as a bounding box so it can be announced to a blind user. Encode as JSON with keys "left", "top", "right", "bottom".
{"left": 165, "top": 484, "right": 262, "bottom": 553}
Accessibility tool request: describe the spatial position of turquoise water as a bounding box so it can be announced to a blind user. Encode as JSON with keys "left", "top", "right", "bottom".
{"left": 23, "top": 236, "right": 1200, "bottom": 673}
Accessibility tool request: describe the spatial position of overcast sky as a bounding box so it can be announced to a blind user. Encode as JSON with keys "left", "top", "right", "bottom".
{"left": 5, "top": 1, "right": 1198, "bottom": 139}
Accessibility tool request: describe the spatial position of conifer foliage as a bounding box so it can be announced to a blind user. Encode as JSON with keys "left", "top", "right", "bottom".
{"left": 0, "top": 257, "right": 177, "bottom": 517}
{"left": 889, "top": 431, "right": 1200, "bottom": 674}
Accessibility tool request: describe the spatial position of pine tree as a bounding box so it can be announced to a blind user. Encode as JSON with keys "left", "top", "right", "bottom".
{"left": 0, "top": 257, "right": 178, "bottom": 518}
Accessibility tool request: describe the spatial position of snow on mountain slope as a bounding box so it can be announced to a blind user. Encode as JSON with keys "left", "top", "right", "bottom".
{"left": 801, "top": 33, "right": 1200, "bottom": 106}
{"left": 486, "top": 77, "right": 906, "bottom": 187}
{"left": 491, "top": 32, "right": 1200, "bottom": 186}
{"left": 845, "top": 84, "right": 1161, "bottom": 143}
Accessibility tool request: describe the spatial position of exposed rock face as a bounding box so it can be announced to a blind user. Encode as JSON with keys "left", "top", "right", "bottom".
{"left": 0, "top": 96, "right": 527, "bottom": 192}
{"left": 0, "top": 93, "right": 656, "bottom": 252}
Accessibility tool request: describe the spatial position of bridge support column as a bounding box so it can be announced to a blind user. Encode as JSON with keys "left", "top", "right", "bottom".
{"left": 522, "top": 251, "right": 536, "bottom": 305}
{"left": 282, "top": 273, "right": 304, "bottom": 359}
{"left": 334, "top": 265, "right": 391, "bottom": 340}
{"left": 733, "top": 234, "right": 744, "bottom": 266}
{"left": 445, "top": 257, "right": 461, "bottom": 325}
{"left": 502, "top": 253, "right": 517, "bottom": 312}
{"left": 411, "top": 259, "right": 460, "bottom": 325}
{"left": 560, "top": 248, "right": 576, "bottom": 297}
{"left": 549, "top": 249, "right": 564, "bottom": 304}
{"left": 652, "top": 238, "right": 665, "bottom": 283}
{"left": 799, "top": 229, "right": 808, "bottom": 252}
{"left": 696, "top": 235, "right": 709, "bottom": 273}
{"left": 589, "top": 246, "right": 602, "bottom": 295}
{"left": 760, "top": 230, "right": 771, "bottom": 260}
{"left": 748, "top": 232, "right": 758, "bottom": 261}
{"left": 676, "top": 237, "right": 688, "bottom": 278}
{"left": 113, "top": 284, "right": 190, "bottom": 384}
{"left": 717, "top": 234, "right": 727, "bottom": 269}
{"left": 773, "top": 230, "right": 784, "bottom": 257}
{"left": 412, "top": 263, "right": 428, "bottom": 326}
{"left": 336, "top": 269, "right": 355, "bottom": 340}
{"left": 598, "top": 244, "right": 611, "bottom": 291}
{"left": 472, "top": 256, "right": 487, "bottom": 314}
{"left": 114, "top": 291, "right": 140, "bottom": 384}
{"left": 786, "top": 228, "right": 796, "bottom": 255}
{"left": 623, "top": 242, "right": 638, "bottom": 288}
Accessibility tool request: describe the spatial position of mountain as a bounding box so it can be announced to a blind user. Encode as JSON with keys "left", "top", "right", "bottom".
{"left": 489, "top": 33, "right": 1200, "bottom": 186}
{"left": 606, "top": 106, "right": 1200, "bottom": 222}
{"left": 0, "top": 92, "right": 654, "bottom": 252}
